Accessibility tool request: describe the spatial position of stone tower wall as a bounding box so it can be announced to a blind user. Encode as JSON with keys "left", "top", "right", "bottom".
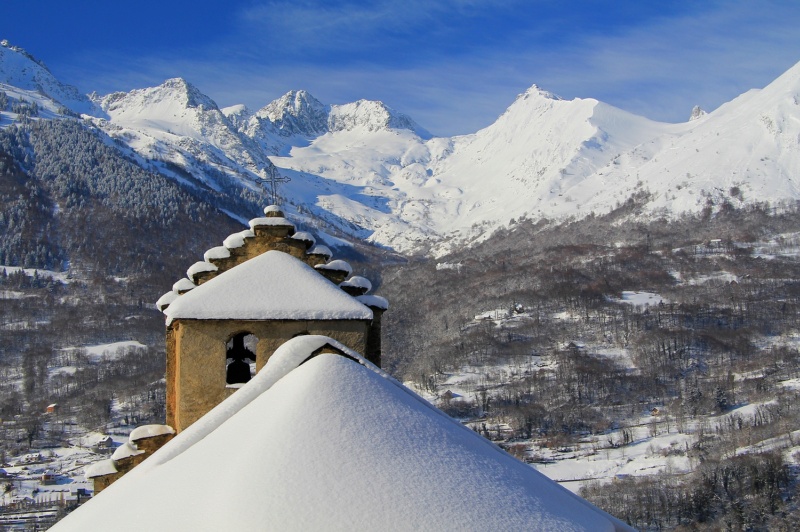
{"left": 167, "top": 318, "right": 370, "bottom": 432}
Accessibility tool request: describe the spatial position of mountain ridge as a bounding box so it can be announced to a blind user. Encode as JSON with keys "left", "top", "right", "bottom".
{"left": 2, "top": 41, "right": 800, "bottom": 256}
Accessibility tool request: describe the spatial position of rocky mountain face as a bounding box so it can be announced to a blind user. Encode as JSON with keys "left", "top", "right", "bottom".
{"left": 2, "top": 42, "right": 800, "bottom": 256}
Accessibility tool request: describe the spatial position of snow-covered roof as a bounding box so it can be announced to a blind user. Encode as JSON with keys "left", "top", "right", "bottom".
{"left": 130, "top": 424, "right": 175, "bottom": 442}
{"left": 263, "top": 205, "right": 282, "bottom": 215}
{"left": 55, "top": 337, "right": 631, "bottom": 532}
{"left": 164, "top": 251, "right": 372, "bottom": 324}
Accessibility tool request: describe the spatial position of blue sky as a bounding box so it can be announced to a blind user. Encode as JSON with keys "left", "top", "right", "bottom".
{"left": 4, "top": 0, "right": 800, "bottom": 136}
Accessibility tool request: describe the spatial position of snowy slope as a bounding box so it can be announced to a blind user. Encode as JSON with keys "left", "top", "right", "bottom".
{"left": 0, "top": 41, "right": 103, "bottom": 124}
{"left": 596, "top": 61, "right": 800, "bottom": 215}
{"left": 54, "top": 338, "right": 631, "bottom": 531}
{"left": 90, "top": 78, "right": 274, "bottom": 191}
{"left": 0, "top": 40, "right": 99, "bottom": 117}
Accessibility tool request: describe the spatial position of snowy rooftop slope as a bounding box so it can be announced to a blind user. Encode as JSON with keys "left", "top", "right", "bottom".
{"left": 164, "top": 250, "right": 372, "bottom": 323}
{"left": 54, "top": 338, "right": 630, "bottom": 531}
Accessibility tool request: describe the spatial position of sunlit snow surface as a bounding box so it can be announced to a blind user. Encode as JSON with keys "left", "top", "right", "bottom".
{"left": 164, "top": 251, "right": 372, "bottom": 324}
{"left": 54, "top": 337, "right": 631, "bottom": 531}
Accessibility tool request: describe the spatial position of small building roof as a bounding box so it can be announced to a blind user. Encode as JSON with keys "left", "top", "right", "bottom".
{"left": 164, "top": 251, "right": 373, "bottom": 324}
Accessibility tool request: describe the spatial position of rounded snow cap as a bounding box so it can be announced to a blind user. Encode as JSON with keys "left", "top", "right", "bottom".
{"left": 308, "top": 245, "right": 332, "bottom": 258}
{"left": 291, "top": 231, "right": 316, "bottom": 246}
{"left": 263, "top": 205, "right": 284, "bottom": 217}
{"left": 187, "top": 261, "right": 218, "bottom": 279}
{"left": 204, "top": 246, "right": 231, "bottom": 262}
{"left": 223, "top": 230, "right": 255, "bottom": 249}
{"left": 172, "top": 278, "right": 196, "bottom": 294}
{"left": 156, "top": 291, "right": 178, "bottom": 312}
{"left": 316, "top": 259, "right": 353, "bottom": 276}
{"left": 340, "top": 276, "right": 372, "bottom": 295}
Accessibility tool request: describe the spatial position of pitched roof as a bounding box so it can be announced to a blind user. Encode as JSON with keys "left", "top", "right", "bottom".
{"left": 55, "top": 337, "right": 631, "bottom": 531}
{"left": 164, "top": 251, "right": 373, "bottom": 324}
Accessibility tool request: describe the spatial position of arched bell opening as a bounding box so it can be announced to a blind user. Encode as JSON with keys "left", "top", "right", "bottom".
{"left": 225, "top": 332, "right": 258, "bottom": 385}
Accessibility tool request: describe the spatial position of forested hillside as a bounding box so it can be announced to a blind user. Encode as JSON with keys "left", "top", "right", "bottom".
{"left": 0, "top": 118, "right": 249, "bottom": 461}
{"left": 382, "top": 200, "right": 800, "bottom": 529}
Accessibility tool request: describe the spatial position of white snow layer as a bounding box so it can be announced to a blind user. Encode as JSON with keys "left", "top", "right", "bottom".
{"left": 291, "top": 231, "right": 316, "bottom": 245}
{"left": 341, "top": 275, "right": 372, "bottom": 292}
{"left": 316, "top": 259, "right": 353, "bottom": 275}
{"left": 155, "top": 291, "right": 177, "bottom": 311}
{"left": 84, "top": 459, "right": 117, "bottom": 479}
{"left": 171, "top": 278, "right": 195, "bottom": 293}
{"left": 356, "top": 294, "right": 389, "bottom": 310}
{"left": 203, "top": 246, "right": 230, "bottom": 262}
{"left": 129, "top": 424, "right": 175, "bottom": 441}
{"left": 164, "top": 251, "right": 372, "bottom": 323}
{"left": 222, "top": 229, "right": 254, "bottom": 249}
{"left": 55, "top": 336, "right": 630, "bottom": 531}
{"left": 110, "top": 442, "right": 144, "bottom": 461}
{"left": 309, "top": 244, "right": 332, "bottom": 257}
{"left": 248, "top": 216, "right": 294, "bottom": 230}
{"left": 186, "top": 261, "right": 217, "bottom": 278}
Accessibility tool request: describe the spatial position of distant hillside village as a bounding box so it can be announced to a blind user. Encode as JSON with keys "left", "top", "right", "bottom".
{"left": 54, "top": 205, "right": 630, "bottom": 530}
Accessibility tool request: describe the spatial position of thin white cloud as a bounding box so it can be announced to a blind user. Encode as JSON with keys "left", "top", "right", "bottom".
{"left": 59, "top": 0, "right": 800, "bottom": 136}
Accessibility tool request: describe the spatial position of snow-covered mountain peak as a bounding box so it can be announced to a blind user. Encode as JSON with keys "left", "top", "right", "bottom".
{"left": 99, "top": 78, "right": 218, "bottom": 114}
{"left": 329, "top": 99, "right": 431, "bottom": 138}
{"left": 0, "top": 40, "right": 98, "bottom": 116}
{"left": 257, "top": 90, "right": 328, "bottom": 137}
{"left": 0, "top": 40, "right": 49, "bottom": 71}
{"left": 689, "top": 105, "right": 707, "bottom": 121}
{"left": 519, "top": 83, "right": 563, "bottom": 102}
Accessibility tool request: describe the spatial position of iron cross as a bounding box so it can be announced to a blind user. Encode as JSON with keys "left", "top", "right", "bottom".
{"left": 260, "top": 166, "right": 291, "bottom": 205}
